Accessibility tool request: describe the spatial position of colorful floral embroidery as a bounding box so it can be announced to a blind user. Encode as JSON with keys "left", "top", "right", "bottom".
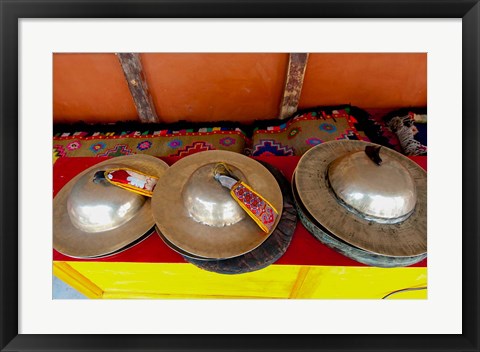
{"left": 306, "top": 137, "right": 323, "bottom": 146}
{"left": 53, "top": 145, "right": 67, "bottom": 157}
{"left": 252, "top": 139, "right": 294, "bottom": 156}
{"left": 89, "top": 142, "right": 106, "bottom": 153}
{"left": 287, "top": 127, "right": 301, "bottom": 139}
{"left": 97, "top": 144, "right": 133, "bottom": 157}
{"left": 173, "top": 141, "right": 215, "bottom": 157}
{"left": 66, "top": 141, "right": 81, "bottom": 151}
{"left": 319, "top": 123, "right": 337, "bottom": 134}
{"left": 235, "top": 184, "right": 265, "bottom": 216}
{"left": 137, "top": 140, "right": 152, "bottom": 151}
{"left": 219, "top": 137, "right": 236, "bottom": 147}
{"left": 168, "top": 139, "right": 183, "bottom": 149}
{"left": 232, "top": 182, "right": 276, "bottom": 232}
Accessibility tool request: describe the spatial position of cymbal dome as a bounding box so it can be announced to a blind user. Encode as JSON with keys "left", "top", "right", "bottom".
{"left": 67, "top": 164, "right": 146, "bottom": 233}
{"left": 182, "top": 164, "right": 247, "bottom": 227}
{"left": 327, "top": 151, "right": 417, "bottom": 223}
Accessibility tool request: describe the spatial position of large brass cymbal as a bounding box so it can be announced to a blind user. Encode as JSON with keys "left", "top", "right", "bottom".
{"left": 53, "top": 155, "right": 169, "bottom": 258}
{"left": 292, "top": 171, "right": 426, "bottom": 267}
{"left": 152, "top": 150, "right": 283, "bottom": 259}
{"left": 294, "top": 140, "right": 426, "bottom": 257}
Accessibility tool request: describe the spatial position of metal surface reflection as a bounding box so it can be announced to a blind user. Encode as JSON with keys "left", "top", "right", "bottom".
{"left": 182, "top": 164, "right": 246, "bottom": 227}
{"left": 67, "top": 164, "right": 146, "bottom": 233}
{"left": 327, "top": 150, "right": 417, "bottom": 223}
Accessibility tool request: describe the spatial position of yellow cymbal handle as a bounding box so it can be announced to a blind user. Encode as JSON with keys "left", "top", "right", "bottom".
{"left": 230, "top": 181, "right": 278, "bottom": 233}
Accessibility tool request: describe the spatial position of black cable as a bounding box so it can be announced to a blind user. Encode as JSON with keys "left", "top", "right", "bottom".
{"left": 382, "top": 286, "right": 428, "bottom": 299}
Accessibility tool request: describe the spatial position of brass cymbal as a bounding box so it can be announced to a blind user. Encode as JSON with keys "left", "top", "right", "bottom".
{"left": 53, "top": 155, "right": 169, "bottom": 258}
{"left": 292, "top": 171, "right": 426, "bottom": 267}
{"left": 294, "top": 140, "right": 426, "bottom": 257}
{"left": 152, "top": 150, "right": 283, "bottom": 259}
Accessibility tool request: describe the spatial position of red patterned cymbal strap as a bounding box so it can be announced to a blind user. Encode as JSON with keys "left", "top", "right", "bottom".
{"left": 230, "top": 181, "right": 278, "bottom": 233}
{"left": 103, "top": 168, "right": 159, "bottom": 197}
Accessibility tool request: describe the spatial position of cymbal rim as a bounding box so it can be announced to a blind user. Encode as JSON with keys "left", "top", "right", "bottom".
{"left": 155, "top": 226, "right": 214, "bottom": 261}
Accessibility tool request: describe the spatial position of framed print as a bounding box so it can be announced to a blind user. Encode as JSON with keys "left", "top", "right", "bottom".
{"left": 1, "top": 0, "right": 479, "bottom": 351}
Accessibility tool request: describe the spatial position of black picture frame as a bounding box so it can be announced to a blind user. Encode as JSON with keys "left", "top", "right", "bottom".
{"left": 1, "top": 1, "right": 478, "bottom": 351}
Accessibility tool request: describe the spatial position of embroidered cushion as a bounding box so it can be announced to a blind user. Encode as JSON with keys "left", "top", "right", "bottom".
{"left": 53, "top": 126, "right": 247, "bottom": 162}
{"left": 250, "top": 107, "right": 369, "bottom": 157}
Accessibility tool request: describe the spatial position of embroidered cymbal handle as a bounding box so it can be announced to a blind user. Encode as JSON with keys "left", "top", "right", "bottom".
{"left": 230, "top": 181, "right": 278, "bottom": 233}
{"left": 93, "top": 168, "right": 159, "bottom": 197}
{"left": 213, "top": 162, "right": 278, "bottom": 233}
